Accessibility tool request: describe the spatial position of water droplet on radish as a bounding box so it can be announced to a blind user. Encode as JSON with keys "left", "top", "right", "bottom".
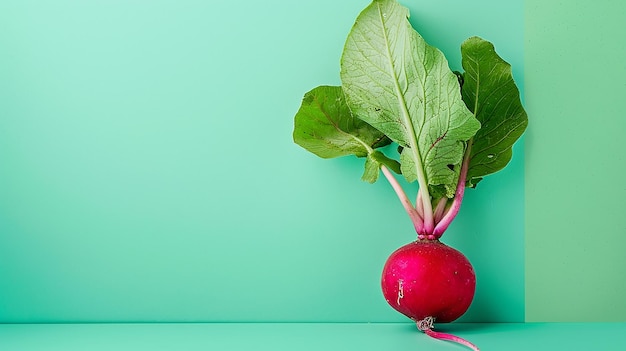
{"left": 487, "top": 154, "right": 494, "bottom": 158}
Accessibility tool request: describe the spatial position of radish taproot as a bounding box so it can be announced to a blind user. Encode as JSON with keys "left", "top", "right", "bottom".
{"left": 292, "top": 0, "right": 527, "bottom": 350}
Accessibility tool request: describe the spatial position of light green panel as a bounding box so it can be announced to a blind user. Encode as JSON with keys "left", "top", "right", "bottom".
{"left": 525, "top": 0, "right": 626, "bottom": 321}
{"left": 0, "top": 0, "right": 523, "bottom": 322}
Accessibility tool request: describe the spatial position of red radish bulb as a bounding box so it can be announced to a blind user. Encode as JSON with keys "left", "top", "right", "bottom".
{"left": 381, "top": 240, "right": 476, "bottom": 323}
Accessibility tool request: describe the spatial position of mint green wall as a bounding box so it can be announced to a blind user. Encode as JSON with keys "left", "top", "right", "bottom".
{"left": 525, "top": 0, "right": 626, "bottom": 321}
{"left": 0, "top": 0, "right": 523, "bottom": 322}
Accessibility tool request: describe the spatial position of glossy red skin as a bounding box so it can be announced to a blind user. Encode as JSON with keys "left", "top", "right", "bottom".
{"left": 381, "top": 240, "right": 476, "bottom": 323}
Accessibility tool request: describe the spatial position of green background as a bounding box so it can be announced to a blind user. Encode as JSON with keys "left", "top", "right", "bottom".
{"left": 0, "top": 0, "right": 623, "bottom": 324}
{"left": 525, "top": 0, "right": 626, "bottom": 321}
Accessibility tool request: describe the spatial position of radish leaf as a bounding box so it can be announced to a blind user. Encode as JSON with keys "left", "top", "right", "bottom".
{"left": 340, "top": 0, "right": 480, "bottom": 196}
{"left": 460, "top": 37, "right": 528, "bottom": 186}
{"left": 293, "top": 85, "right": 398, "bottom": 183}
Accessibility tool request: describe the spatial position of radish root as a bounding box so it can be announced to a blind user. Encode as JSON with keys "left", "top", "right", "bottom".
{"left": 417, "top": 317, "right": 480, "bottom": 351}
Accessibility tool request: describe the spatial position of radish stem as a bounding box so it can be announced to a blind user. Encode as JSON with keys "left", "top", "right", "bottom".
{"left": 381, "top": 165, "right": 424, "bottom": 233}
{"left": 416, "top": 189, "right": 424, "bottom": 218}
{"left": 432, "top": 141, "right": 472, "bottom": 237}
{"left": 433, "top": 197, "right": 448, "bottom": 224}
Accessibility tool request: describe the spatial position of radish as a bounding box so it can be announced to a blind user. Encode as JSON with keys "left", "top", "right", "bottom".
{"left": 381, "top": 241, "right": 479, "bottom": 350}
{"left": 292, "top": 0, "right": 527, "bottom": 350}
{"left": 381, "top": 241, "right": 476, "bottom": 324}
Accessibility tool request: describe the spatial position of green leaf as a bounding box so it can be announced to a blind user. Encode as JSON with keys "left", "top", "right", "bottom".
{"left": 461, "top": 37, "right": 528, "bottom": 185}
{"left": 293, "top": 85, "right": 395, "bottom": 182}
{"left": 293, "top": 85, "right": 390, "bottom": 159}
{"left": 400, "top": 149, "right": 417, "bottom": 183}
{"left": 362, "top": 154, "right": 381, "bottom": 183}
{"left": 340, "top": 0, "right": 480, "bottom": 194}
{"left": 401, "top": 147, "right": 459, "bottom": 198}
{"left": 370, "top": 150, "right": 401, "bottom": 174}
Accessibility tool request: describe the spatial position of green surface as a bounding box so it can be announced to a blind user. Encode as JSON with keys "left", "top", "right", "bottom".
{"left": 524, "top": 0, "right": 626, "bottom": 321}
{"left": 0, "top": 323, "right": 625, "bottom": 351}
{"left": 0, "top": 0, "right": 524, "bottom": 323}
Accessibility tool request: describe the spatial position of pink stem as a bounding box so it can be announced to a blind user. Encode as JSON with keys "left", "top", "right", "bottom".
{"left": 416, "top": 189, "right": 424, "bottom": 219}
{"left": 433, "top": 197, "right": 448, "bottom": 224}
{"left": 415, "top": 191, "right": 427, "bottom": 239}
{"left": 381, "top": 166, "right": 424, "bottom": 234}
{"left": 420, "top": 189, "right": 435, "bottom": 235}
{"left": 432, "top": 142, "right": 472, "bottom": 238}
{"left": 416, "top": 190, "right": 437, "bottom": 239}
{"left": 424, "top": 329, "right": 480, "bottom": 351}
